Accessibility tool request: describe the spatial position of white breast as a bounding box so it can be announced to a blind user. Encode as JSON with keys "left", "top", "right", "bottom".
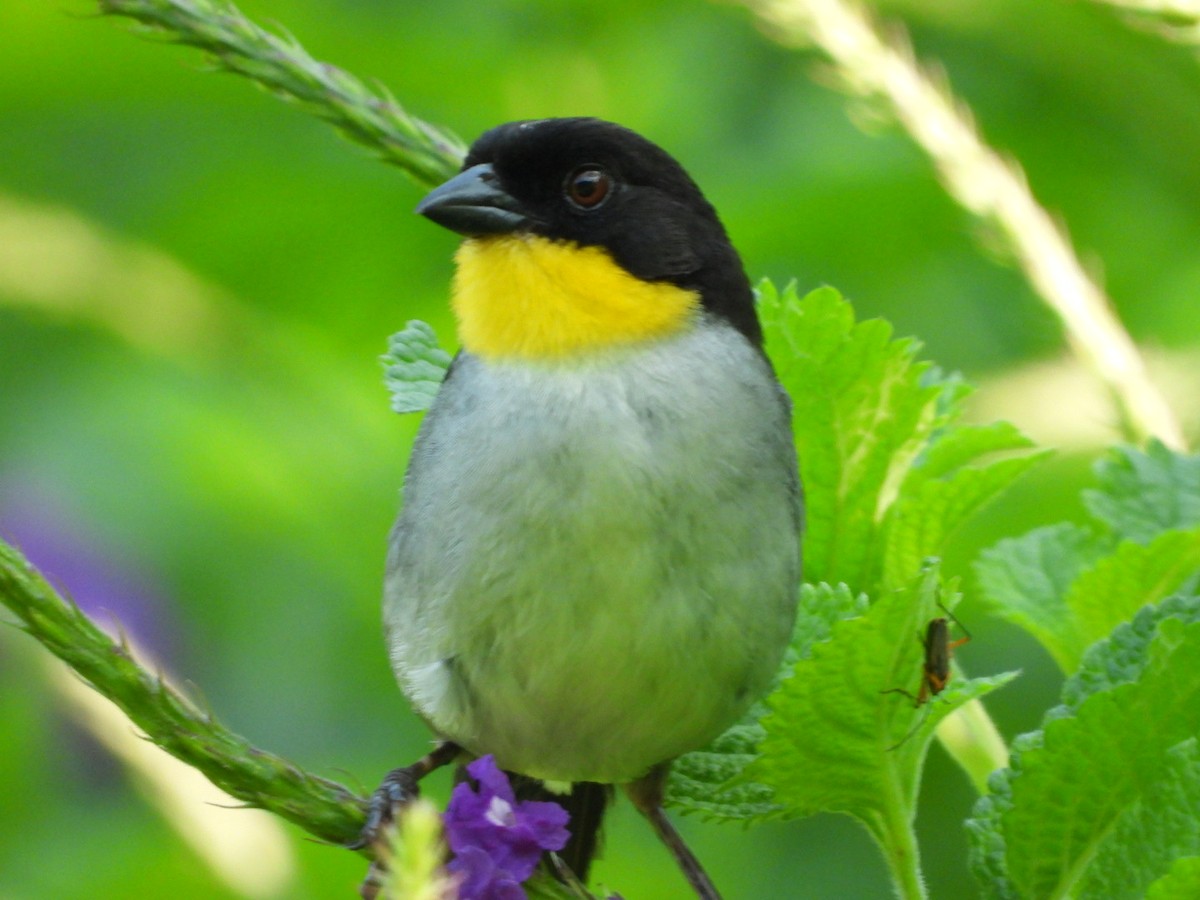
{"left": 384, "top": 318, "right": 801, "bottom": 783}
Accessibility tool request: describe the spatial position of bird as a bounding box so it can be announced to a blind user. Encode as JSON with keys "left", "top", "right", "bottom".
{"left": 366, "top": 117, "right": 802, "bottom": 899}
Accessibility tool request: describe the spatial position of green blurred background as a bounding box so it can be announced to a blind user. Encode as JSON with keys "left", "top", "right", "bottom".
{"left": 2, "top": 0, "right": 1199, "bottom": 897}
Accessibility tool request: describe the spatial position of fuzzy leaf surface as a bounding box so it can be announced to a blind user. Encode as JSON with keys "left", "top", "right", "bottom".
{"left": 979, "top": 444, "right": 1200, "bottom": 671}
{"left": 1077, "top": 739, "right": 1200, "bottom": 900}
{"left": 967, "top": 597, "right": 1200, "bottom": 900}
{"left": 910, "top": 421, "right": 1034, "bottom": 482}
{"left": 1084, "top": 441, "right": 1200, "bottom": 542}
{"left": 750, "top": 567, "right": 1013, "bottom": 838}
{"left": 881, "top": 450, "right": 1048, "bottom": 592}
{"left": 668, "top": 723, "right": 777, "bottom": 821}
{"left": 1065, "top": 528, "right": 1200, "bottom": 663}
{"left": 668, "top": 583, "right": 865, "bottom": 821}
{"left": 760, "top": 281, "right": 1040, "bottom": 597}
{"left": 975, "top": 523, "right": 1107, "bottom": 669}
{"left": 759, "top": 281, "right": 942, "bottom": 593}
{"left": 382, "top": 320, "right": 452, "bottom": 414}
{"left": 1145, "top": 857, "right": 1200, "bottom": 900}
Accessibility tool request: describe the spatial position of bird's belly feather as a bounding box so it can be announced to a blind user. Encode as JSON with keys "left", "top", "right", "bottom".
{"left": 384, "top": 324, "right": 800, "bottom": 783}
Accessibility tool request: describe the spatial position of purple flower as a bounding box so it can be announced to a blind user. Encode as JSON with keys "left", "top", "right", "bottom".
{"left": 450, "top": 847, "right": 525, "bottom": 900}
{"left": 443, "top": 755, "right": 570, "bottom": 899}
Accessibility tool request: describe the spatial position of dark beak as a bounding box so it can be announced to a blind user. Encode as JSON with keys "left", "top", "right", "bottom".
{"left": 416, "top": 163, "right": 530, "bottom": 236}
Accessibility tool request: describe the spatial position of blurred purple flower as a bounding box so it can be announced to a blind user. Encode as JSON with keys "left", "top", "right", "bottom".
{"left": 444, "top": 755, "right": 570, "bottom": 900}
{"left": 450, "top": 847, "right": 525, "bottom": 900}
{"left": 0, "top": 482, "right": 175, "bottom": 660}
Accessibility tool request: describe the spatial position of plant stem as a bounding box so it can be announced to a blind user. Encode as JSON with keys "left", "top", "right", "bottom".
{"left": 96, "top": 0, "right": 465, "bottom": 188}
{"left": 0, "top": 538, "right": 369, "bottom": 847}
{"left": 1092, "top": 0, "right": 1200, "bottom": 15}
{"left": 1090, "top": 0, "right": 1200, "bottom": 44}
{"left": 867, "top": 802, "right": 928, "bottom": 900}
{"left": 936, "top": 697, "right": 1009, "bottom": 794}
{"left": 734, "top": 0, "right": 1187, "bottom": 452}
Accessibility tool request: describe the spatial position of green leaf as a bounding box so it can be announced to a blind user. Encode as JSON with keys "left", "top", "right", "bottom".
{"left": 1145, "top": 857, "right": 1200, "bottom": 900}
{"left": 977, "top": 444, "right": 1200, "bottom": 672}
{"left": 881, "top": 450, "right": 1049, "bottom": 592}
{"left": 966, "top": 770, "right": 1020, "bottom": 900}
{"left": 977, "top": 522, "right": 1200, "bottom": 673}
{"left": 759, "top": 281, "right": 943, "bottom": 592}
{"left": 1006, "top": 619, "right": 1200, "bottom": 898}
{"left": 966, "top": 598, "right": 1200, "bottom": 900}
{"left": 759, "top": 281, "right": 1040, "bottom": 597}
{"left": 1066, "top": 528, "right": 1200, "bottom": 662}
{"left": 910, "top": 420, "right": 1035, "bottom": 483}
{"left": 668, "top": 722, "right": 779, "bottom": 821}
{"left": 1077, "top": 739, "right": 1200, "bottom": 900}
{"left": 790, "top": 581, "right": 869, "bottom": 665}
{"left": 975, "top": 523, "right": 1108, "bottom": 670}
{"left": 381, "top": 320, "right": 452, "bottom": 414}
{"left": 750, "top": 566, "right": 1012, "bottom": 833}
{"left": 1063, "top": 593, "right": 1200, "bottom": 707}
{"left": 1085, "top": 441, "right": 1200, "bottom": 543}
{"left": 668, "top": 583, "right": 866, "bottom": 821}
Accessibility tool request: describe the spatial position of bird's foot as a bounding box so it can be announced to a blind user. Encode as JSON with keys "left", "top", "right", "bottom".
{"left": 348, "top": 741, "right": 462, "bottom": 898}
{"left": 626, "top": 763, "right": 722, "bottom": 900}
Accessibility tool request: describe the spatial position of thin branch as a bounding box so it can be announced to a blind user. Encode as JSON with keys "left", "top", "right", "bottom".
{"left": 96, "top": 0, "right": 465, "bottom": 188}
{"left": 737, "top": 0, "right": 1188, "bottom": 451}
{"left": 0, "top": 537, "right": 369, "bottom": 848}
{"left": 1091, "top": 0, "right": 1200, "bottom": 14}
{"left": 1090, "top": 0, "right": 1200, "bottom": 44}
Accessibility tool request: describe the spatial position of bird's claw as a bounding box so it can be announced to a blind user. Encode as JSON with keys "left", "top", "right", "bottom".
{"left": 347, "top": 765, "right": 424, "bottom": 851}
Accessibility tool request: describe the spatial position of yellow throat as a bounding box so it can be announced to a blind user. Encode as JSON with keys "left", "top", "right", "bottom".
{"left": 451, "top": 235, "right": 700, "bottom": 361}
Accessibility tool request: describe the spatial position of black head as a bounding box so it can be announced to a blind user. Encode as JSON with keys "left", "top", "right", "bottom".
{"left": 417, "top": 118, "right": 760, "bottom": 346}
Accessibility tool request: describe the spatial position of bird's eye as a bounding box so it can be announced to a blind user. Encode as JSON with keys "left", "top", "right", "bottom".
{"left": 564, "top": 166, "right": 611, "bottom": 210}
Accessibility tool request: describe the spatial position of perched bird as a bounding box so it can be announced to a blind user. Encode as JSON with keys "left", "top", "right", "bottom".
{"left": 370, "top": 117, "right": 802, "bottom": 898}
